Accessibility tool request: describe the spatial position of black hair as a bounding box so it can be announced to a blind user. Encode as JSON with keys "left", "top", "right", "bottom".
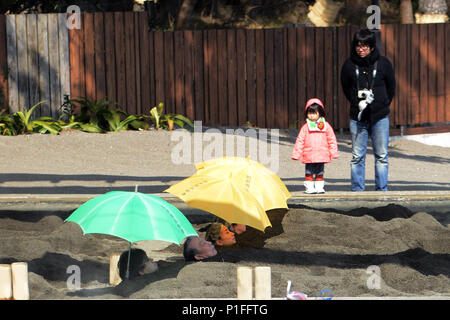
{"left": 183, "top": 236, "right": 199, "bottom": 262}
{"left": 304, "top": 103, "right": 326, "bottom": 119}
{"left": 118, "top": 248, "right": 149, "bottom": 280}
{"left": 352, "top": 29, "right": 376, "bottom": 50}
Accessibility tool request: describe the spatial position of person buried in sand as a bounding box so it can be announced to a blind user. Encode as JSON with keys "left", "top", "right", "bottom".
{"left": 118, "top": 248, "right": 158, "bottom": 280}
{"left": 183, "top": 236, "right": 218, "bottom": 261}
{"left": 182, "top": 222, "right": 246, "bottom": 262}
{"left": 205, "top": 222, "right": 237, "bottom": 246}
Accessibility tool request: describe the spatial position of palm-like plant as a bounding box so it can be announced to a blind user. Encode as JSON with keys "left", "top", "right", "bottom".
{"left": 149, "top": 102, "right": 194, "bottom": 130}
{"left": 12, "top": 101, "right": 61, "bottom": 135}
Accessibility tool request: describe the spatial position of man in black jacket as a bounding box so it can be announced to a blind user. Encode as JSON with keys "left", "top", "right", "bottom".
{"left": 340, "top": 29, "right": 395, "bottom": 191}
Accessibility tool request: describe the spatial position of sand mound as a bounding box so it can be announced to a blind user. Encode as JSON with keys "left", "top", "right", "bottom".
{"left": 0, "top": 205, "right": 449, "bottom": 299}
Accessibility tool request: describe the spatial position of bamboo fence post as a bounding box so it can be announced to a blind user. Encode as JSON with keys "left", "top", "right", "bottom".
{"left": 109, "top": 253, "right": 122, "bottom": 286}
{"left": 11, "top": 262, "right": 29, "bottom": 300}
{"left": 236, "top": 267, "right": 252, "bottom": 299}
{"left": 254, "top": 266, "right": 271, "bottom": 300}
{"left": 0, "top": 264, "right": 12, "bottom": 300}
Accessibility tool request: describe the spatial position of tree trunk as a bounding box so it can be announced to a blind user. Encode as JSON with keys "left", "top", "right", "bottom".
{"left": 177, "top": 0, "right": 199, "bottom": 29}
{"left": 400, "top": 0, "right": 415, "bottom": 23}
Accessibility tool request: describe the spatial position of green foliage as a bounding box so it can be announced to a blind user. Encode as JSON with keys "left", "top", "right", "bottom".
{"left": 70, "top": 97, "right": 151, "bottom": 133}
{"left": 0, "top": 97, "right": 194, "bottom": 136}
{"left": 0, "top": 109, "right": 19, "bottom": 136}
{"left": 149, "top": 102, "right": 194, "bottom": 130}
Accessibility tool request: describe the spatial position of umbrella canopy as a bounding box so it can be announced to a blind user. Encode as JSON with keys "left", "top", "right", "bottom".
{"left": 65, "top": 191, "right": 197, "bottom": 244}
{"left": 195, "top": 156, "right": 291, "bottom": 211}
{"left": 164, "top": 173, "right": 272, "bottom": 232}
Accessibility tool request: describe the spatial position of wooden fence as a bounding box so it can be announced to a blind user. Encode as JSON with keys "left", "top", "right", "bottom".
{"left": 1, "top": 12, "right": 449, "bottom": 130}
{"left": 3, "top": 14, "right": 70, "bottom": 118}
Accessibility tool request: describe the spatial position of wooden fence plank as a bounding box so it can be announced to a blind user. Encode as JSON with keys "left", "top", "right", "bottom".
{"left": 273, "top": 28, "right": 283, "bottom": 129}
{"left": 164, "top": 31, "right": 175, "bottom": 114}
{"left": 134, "top": 12, "right": 142, "bottom": 115}
{"left": 264, "top": 29, "right": 274, "bottom": 128}
{"left": 153, "top": 31, "right": 165, "bottom": 109}
{"left": 297, "top": 27, "right": 306, "bottom": 128}
{"left": 255, "top": 29, "right": 265, "bottom": 128}
{"left": 39, "top": 14, "right": 52, "bottom": 116}
{"left": 217, "top": 29, "right": 228, "bottom": 126}
{"left": 83, "top": 13, "right": 95, "bottom": 103}
{"left": 227, "top": 29, "right": 237, "bottom": 126}
{"left": 104, "top": 12, "right": 116, "bottom": 104}
{"left": 305, "top": 27, "right": 315, "bottom": 110}
{"left": 324, "top": 27, "right": 334, "bottom": 127}
{"left": 336, "top": 26, "right": 348, "bottom": 129}
{"left": 125, "top": 11, "right": 136, "bottom": 115}
{"left": 174, "top": 30, "right": 185, "bottom": 116}
{"left": 446, "top": 23, "right": 450, "bottom": 122}
{"left": 114, "top": 12, "right": 127, "bottom": 109}
{"left": 16, "top": 14, "right": 29, "bottom": 110}
{"left": 203, "top": 30, "right": 210, "bottom": 123}
{"left": 48, "top": 14, "right": 62, "bottom": 118}
{"left": 315, "top": 28, "right": 324, "bottom": 104}
{"left": 427, "top": 24, "right": 437, "bottom": 124}
{"left": 383, "top": 24, "right": 396, "bottom": 126}
{"left": 94, "top": 12, "right": 106, "bottom": 102}
{"left": 147, "top": 30, "right": 156, "bottom": 111}
{"left": 26, "top": 14, "right": 39, "bottom": 117}
{"left": 6, "top": 15, "right": 18, "bottom": 113}
{"left": 282, "top": 28, "right": 288, "bottom": 129}
{"left": 410, "top": 24, "right": 420, "bottom": 125}
{"left": 138, "top": 12, "right": 150, "bottom": 114}
{"left": 0, "top": 15, "right": 8, "bottom": 109}
{"left": 58, "top": 13, "right": 70, "bottom": 106}
{"left": 246, "top": 29, "right": 256, "bottom": 126}
{"left": 193, "top": 30, "right": 204, "bottom": 121}
{"left": 435, "top": 23, "right": 445, "bottom": 124}
{"left": 397, "top": 24, "right": 407, "bottom": 125}
{"left": 184, "top": 30, "right": 194, "bottom": 120}
{"left": 419, "top": 24, "right": 429, "bottom": 125}
{"left": 236, "top": 29, "right": 247, "bottom": 126}
{"left": 287, "top": 27, "right": 297, "bottom": 128}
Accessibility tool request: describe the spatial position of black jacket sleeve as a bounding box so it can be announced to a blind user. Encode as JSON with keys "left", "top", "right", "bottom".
{"left": 340, "top": 59, "right": 358, "bottom": 107}
{"left": 382, "top": 57, "right": 396, "bottom": 103}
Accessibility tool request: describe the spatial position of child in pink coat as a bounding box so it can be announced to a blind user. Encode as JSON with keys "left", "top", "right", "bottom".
{"left": 291, "top": 98, "right": 339, "bottom": 193}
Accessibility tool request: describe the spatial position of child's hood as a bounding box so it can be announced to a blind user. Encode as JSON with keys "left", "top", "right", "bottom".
{"left": 305, "top": 98, "right": 325, "bottom": 111}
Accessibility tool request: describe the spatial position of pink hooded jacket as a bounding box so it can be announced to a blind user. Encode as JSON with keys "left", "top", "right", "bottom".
{"left": 291, "top": 98, "right": 339, "bottom": 163}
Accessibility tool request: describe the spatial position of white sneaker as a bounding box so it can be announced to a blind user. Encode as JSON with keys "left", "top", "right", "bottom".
{"left": 304, "top": 181, "right": 316, "bottom": 194}
{"left": 315, "top": 180, "right": 325, "bottom": 193}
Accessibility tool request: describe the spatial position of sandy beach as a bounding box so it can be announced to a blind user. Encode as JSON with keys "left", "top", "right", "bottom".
{"left": 0, "top": 128, "right": 449, "bottom": 299}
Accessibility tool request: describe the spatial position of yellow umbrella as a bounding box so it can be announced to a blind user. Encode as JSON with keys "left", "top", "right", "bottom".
{"left": 164, "top": 173, "right": 272, "bottom": 232}
{"left": 194, "top": 156, "right": 291, "bottom": 211}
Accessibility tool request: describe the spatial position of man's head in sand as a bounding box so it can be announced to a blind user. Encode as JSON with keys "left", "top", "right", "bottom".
{"left": 183, "top": 236, "right": 218, "bottom": 261}
{"left": 118, "top": 248, "right": 158, "bottom": 280}
{"left": 205, "top": 222, "right": 237, "bottom": 246}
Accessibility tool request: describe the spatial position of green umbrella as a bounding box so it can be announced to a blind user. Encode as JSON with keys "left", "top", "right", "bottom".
{"left": 65, "top": 189, "right": 197, "bottom": 279}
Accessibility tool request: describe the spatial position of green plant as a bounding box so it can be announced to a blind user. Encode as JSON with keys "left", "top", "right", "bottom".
{"left": 12, "top": 101, "right": 61, "bottom": 135}
{"left": 0, "top": 109, "right": 19, "bottom": 135}
{"left": 70, "top": 97, "right": 118, "bottom": 132}
{"left": 149, "top": 102, "right": 194, "bottom": 130}
{"left": 104, "top": 109, "right": 149, "bottom": 132}
{"left": 69, "top": 97, "right": 150, "bottom": 133}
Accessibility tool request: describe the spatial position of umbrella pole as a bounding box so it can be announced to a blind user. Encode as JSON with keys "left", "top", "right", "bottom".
{"left": 126, "top": 242, "right": 131, "bottom": 280}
